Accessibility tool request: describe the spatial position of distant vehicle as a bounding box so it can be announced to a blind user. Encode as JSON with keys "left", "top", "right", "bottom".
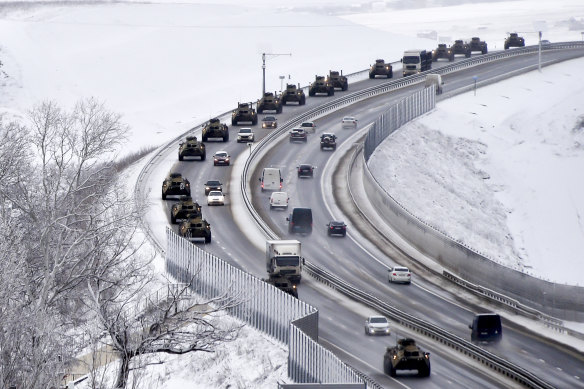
{"left": 178, "top": 135, "right": 206, "bottom": 161}
{"left": 432, "top": 43, "right": 454, "bottom": 62}
{"left": 202, "top": 118, "right": 229, "bottom": 142}
{"left": 204, "top": 180, "right": 222, "bottom": 195}
{"left": 237, "top": 128, "right": 255, "bottom": 143}
{"left": 269, "top": 191, "right": 289, "bottom": 209}
{"left": 213, "top": 150, "right": 230, "bottom": 166}
{"left": 179, "top": 215, "right": 211, "bottom": 243}
{"left": 328, "top": 70, "right": 348, "bottom": 91}
{"left": 451, "top": 39, "right": 471, "bottom": 58}
{"left": 161, "top": 172, "right": 191, "bottom": 200}
{"left": 289, "top": 128, "right": 308, "bottom": 143}
{"left": 388, "top": 266, "right": 411, "bottom": 284}
{"left": 424, "top": 74, "right": 444, "bottom": 95}
{"left": 540, "top": 39, "right": 551, "bottom": 45}
{"left": 257, "top": 91, "right": 282, "bottom": 114}
{"left": 402, "top": 49, "right": 432, "bottom": 76}
{"left": 170, "top": 195, "right": 202, "bottom": 224}
{"left": 297, "top": 164, "right": 315, "bottom": 178}
{"left": 231, "top": 102, "right": 258, "bottom": 125}
{"left": 320, "top": 133, "right": 337, "bottom": 150}
{"left": 207, "top": 190, "right": 225, "bottom": 206}
{"left": 468, "top": 37, "right": 488, "bottom": 54}
{"left": 326, "top": 220, "right": 347, "bottom": 236}
{"left": 299, "top": 121, "right": 316, "bottom": 133}
{"left": 261, "top": 115, "right": 278, "bottom": 129}
{"left": 341, "top": 116, "right": 358, "bottom": 129}
{"left": 383, "top": 338, "right": 431, "bottom": 377}
{"left": 369, "top": 59, "right": 393, "bottom": 79}
{"left": 309, "top": 75, "right": 334, "bottom": 96}
{"left": 469, "top": 313, "right": 502, "bottom": 343}
{"left": 266, "top": 239, "right": 303, "bottom": 283}
{"left": 287, "top": 207, "right": 313, "bottom": 235}
{"left": 364, "top": 316, "right": 391, "bottom": 336}
{"left": 281, "top": 83, "right": 306, "bottom": 105}
{"left": 504, "top": 33, "right": 525, "bottom": 49}
{"left": 259, "top": 167, "right": 282, "bottom": 191}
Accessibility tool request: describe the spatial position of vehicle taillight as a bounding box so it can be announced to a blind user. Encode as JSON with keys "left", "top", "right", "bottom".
{"left": 279, "top": 182, "right": 282, "bottom": 189}
{"left": 261, "top": 182, "right": 264, "bottom": 189}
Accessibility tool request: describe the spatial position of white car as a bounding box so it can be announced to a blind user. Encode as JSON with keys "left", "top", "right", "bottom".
{"left": 269, "top": 192, "right": 289, "bottom": 209}
{"left": 207, "top": 190, "right": 225, "bottom": 206}
{"left": 237, "top": 127, "right": 255, "bottom": 142}
{"left": 299, "top": 121, "right": 316, "bottom": 133}
{"left": 364, "top": 316, "right": 391, "bottom": 336}
{"left": 388, "top": 266, "right": 411, "bottom": 284}
{"left": 341, "top": 116, "right": 358, "bottom": 129}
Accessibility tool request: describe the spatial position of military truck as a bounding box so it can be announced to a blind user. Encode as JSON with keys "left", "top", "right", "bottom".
{"left": 504, "top": 33, "right": 525, "bottom": 49}
{"left": 170, "top": 195, "right": 202, "bottom": 224}
{"left": 161, "top": 172, "right": 191, "bottom": 200}
{"left": 369, "top": 59, "right": 393, "bottom": 79}
{"left": 179, "top": 215, "right": 212, "bottom": 243}
{"left": 383, "top": 338, "right": 431, "bottom": 377}
{"left": 257, "top": 92, "right": 283, "bottom": 114}
{"left": 328, "top": 70, "right": 348, "bottom": 91}
{"left": 432, "top": 44, "right": 454, "bottom": 61}
{"left": 263, "top": 276, "right": 298, "bottom": 298}
{"left": 231, "top": 102, "right": 258, "bottom": 125}
{"left": 202, "top": 118, "right": 229, "bottom": 142}
{"left": 281, "top": 83, "right": 306, "bottom": 105}
{"left": 469, "top": 37, "right": 488, "bottom": 54}
{"left": 178, "top": 135, "right": 206, "bottom": 161}
{"left": 451, "top": 39, "right": 471, "bottom": 58}
{"left": 309, "top": 75, "right": 334, "bottom": 97}
{"left": 320, "top": 133, "right": 337, "bottom": 150}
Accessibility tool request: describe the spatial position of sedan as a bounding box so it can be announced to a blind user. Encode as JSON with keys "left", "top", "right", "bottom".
{"left": 364, "top": 316, "right": 391, "bottom": 336}
{"left": 289, "top": 128, "right": 308, "bottom": 142}
{"left": 237, "top": 128, "right": 255, "bottom": 142}
{"left": 326, "top": 220, "right": 347, "bottom": 236}
{"left": 297, "top": 164, "right": 315, "bottom": 178}
{"left": 213, "top": 151, "right": 230, "bottom": 166}
{"left": 299, "top": 121, "right": 316, "bottom": 133}
{"left": 204, "top": 180, "right": 222, "bottom": 195}
{"left": 207, "top": 190, "right": 225, "bottom": 206}
{"left": 342, "top": 116, "right": 358, "bottom": 129}
{"left": 388, "top": 266, "right": 412, "bottom": 284}
{"left": 262, "top": 115, "right": 278, "bottom": 128}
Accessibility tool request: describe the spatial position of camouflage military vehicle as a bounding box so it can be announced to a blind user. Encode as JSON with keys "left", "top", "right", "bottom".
{"left": 179, "top": 215, "right": 212, "bottom": 243}
{"left": 231, "top": 102, "right": 258, "bottom": 125}
{"left": 469, "top": 37, "right": 488, "bottom": 54}
{"left": 178, "top": 135, "right": 206, "bottom": 161}
{"left": 170, "top": 195, "right": 202, "bottom": 224}
{"left": 202, "top": 118, "right": 229, "bottom": 142}
{"left": 369, "top": 59, "right": 393, "bottom": 79}
{"left": 320, "top": 133, "right": 337, "bottom": 150}
{"left": 328, "top": 70, "right": 348, "bottom": 91}
{"left": 281, "top": 83, "right": 306, "bottom": 105}
{"left": 161, "top": 172, "right": 191, "bottom": 200}
{"left": 432, "top": 44, "right": 454, "bottom": 61}
{"left": 309, "top": 75, "right": 334, "bottom": 97}
{"left": 263, "top": 276, "right": 298, "bottom": 298}
{"left": 383, "top": 338, "right": 431, "bottom": 378}
{"left": 257, "top": 92, "right": 283, "bottom": 114}
{"left": 451, "top": 39, "right": 471, "bottom": 58}
{"left": 504, "top": 33, "right": 525, "bottom": 50}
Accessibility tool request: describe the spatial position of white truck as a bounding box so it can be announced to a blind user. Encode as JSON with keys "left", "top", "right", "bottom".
{"left": 402, "top": 49, "right": 432, "bottom": 76}
{"left": 266, "top": 240, "right": 302, "bottom": 283}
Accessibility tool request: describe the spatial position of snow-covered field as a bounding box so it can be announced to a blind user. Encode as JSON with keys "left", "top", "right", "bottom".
{"left": 2, "top": 0, "right": 584, "bottom": 387}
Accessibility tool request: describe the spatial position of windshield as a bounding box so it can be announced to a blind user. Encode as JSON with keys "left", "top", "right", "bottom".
{"left": 370, "top": 317, "right": 387, "bottom": 324}
{"left": 275, "top": 256, "right": 299, "bottom": 267}
{"left": 403, "top": 56, "right": 420, "bottom": 64}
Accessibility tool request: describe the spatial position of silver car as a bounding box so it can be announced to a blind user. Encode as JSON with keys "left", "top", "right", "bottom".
{"left": 364, "top": 316, "right": 391, "bottom": 336}
{"left": 388, "top": 266, "right": 411, "bottom": 284}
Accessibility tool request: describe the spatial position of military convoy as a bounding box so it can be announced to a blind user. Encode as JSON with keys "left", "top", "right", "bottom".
{"left": 383, "top": 338, "right": 431, "bottom": 377}
{"left": 328, "top": 70, "right": 348, "bottom": 91}
{"left": 170, "top": 195, "right": 202, "bottom": 224}
{"left": 320, "top": 133, "right": 337, "bottom": 150}
{"left": 161, "top": 173, "right": 191, "bottom": 200}
{"left": 281, "top": 83, "right": 306, "bottom": 105}
{"left": 231, "top": 102, "right": 258, "bottom": 125}
{"left": 257, "top": 92, "right": 283, "bottom": 114}
{"left": 369, "top": 59, "right": 393, "bottom": 78}
{"left": 469, "top": 37, "right": 488, "bottom": 54}
{"left": 505, "top": 33, "right": 525, "bottom": 49}
{"left": 432, "top": 44, "right": 454, "bottom": 61}
{"left": 451, "top": 39, "right": 471, "bottom": 58}
{"left": 309, "top": 75, "right": 335, "bottom": 96}
{"left": 202, "top": 118, "right": 229, "bottom": 142}
{"left": 179, "top": 215, "right": 212, "bottom": 243}
{"left": 178, "top": 136, "right": 206, "bottom": 161}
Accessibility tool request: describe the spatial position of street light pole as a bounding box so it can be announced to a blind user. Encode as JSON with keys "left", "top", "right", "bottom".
{"left": 538, "top": 30, "right": 542, "bottom": 73}
{"left": 261, "top": 52, "right": 291, "bottom": 95}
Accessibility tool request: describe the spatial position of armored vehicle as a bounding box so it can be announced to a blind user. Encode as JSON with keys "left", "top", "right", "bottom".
{"left": 170, "top": 195, "right": 202, "bottom": 224}
{"left": 231, "top": 102, "right": 258, "bottom": 125}
{"left": 161, "top": 172, "right": 191, "bottom": 200}
{"left": 432, "top": 44, "right": 454, "bottom": 61}
{"left": 179, "top": 215, "right": 212, "bottom": 243}
{"left": 451, "top": 40, "right": 471, "bottom": 58}
{"left": 178, "top": 135, "right": 206, "bottom": 161}
{"left": 309, "top": 75, "right": 334, "bottom": 97}
{"left": 369, "top": 59, "right": 393, "bottom": 79}
{"left": 263, "top": 276, "right": 298, "bottom": 298}
{"left": 469, "top": 37, "right": 488, "bottom": 54}
{"left": 257, "top": 92, "right": 283, "bottom": 114}
{"left": 328, "top": 70, "right": 348, "bottom": 91}
{"left": 320, "top": 133, "right": 337, "bottom": 150}
{"left": 281, "top": 83, "right": 306, "bottom": 105}
{"left": 383, "top": 338, "right": 431, "bottom": 377}
{"left": 202, "top": 118, "right": 229, "bottom": 142}
{"left": 504, "top": 33, "right": 525, "bottom": 49}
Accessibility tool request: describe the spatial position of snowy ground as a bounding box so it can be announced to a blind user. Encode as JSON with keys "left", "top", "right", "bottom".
{"left": 2, "top": 0, "right": 584, "bottom": 387}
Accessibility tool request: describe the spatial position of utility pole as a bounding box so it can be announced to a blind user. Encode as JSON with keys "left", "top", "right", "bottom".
{"left": 262, "top": 52, "right": 291, "bottom": 95}
{"left": 538, "top": 31, "right": 542, "bottom": 73}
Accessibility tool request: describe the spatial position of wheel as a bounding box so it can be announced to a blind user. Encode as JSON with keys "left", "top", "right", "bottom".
{"left": 390, "top": 365, "right": 396, "bottom": 377}
{"left": 162, "top": 191, "right": 167, "bottom": 200}
{"left": 504, "top": 44, "right": 509, "bottom": 50}
{"left": 482, "top": 48, "right": 488, "bottom": 54}
{"left": 223, "top": 133, "right": 229, "bottom": 142}
{"left": 309, "top": 89, "right": 315, "bottom": 97}
{"left": 252, "top": 117, "right": 258, "bottom": 125}
{"left": 332, "top": 145, "right": 336, "bottom": 150}
{"left": 342, "top": 84, "right": 348, "bottom": 91}
{"left": 178, "top": 154, "right": 183, "bottom": 161}
{"left": 449, "top": 55, "right": 454, "bottom": 61}
{"left": 205, "top": 234, "right": 211, "bottom": 244}
{"left": 369, "top": 73, "right": 374, "bottom": 79}
{"left": 201, "top": 152, "right": 206, "bottom": 161}
{"left": 214, "top": 161, "right": 217, "bottom": 166}
{"left": 300, "top": 96, "right": 306, "bottom": 105}
{"left": 328, "top": 89, "right": 334, "bottom": 96}
{"left": 202, "top": 135, "right": 208, "bottom": 142}
{"left": 277, "top": 105, "right": 283, "bottom": 114}
{"left": 465, "top": 52, "right": 471, "bottom": 58}
{"left": 231, "top": 119, "right": 236, "bottom": 125}
{"left": 383, "top": 359, "right": 390, "bottom": 374}
{"left": 365, "top": 328, "right": 368, "bottom": 335}
{"left": 257, "top": 106, "right": 263, "bottom": 114}
{"left": 388, "top": 71, "right": 393, "bottom": 78}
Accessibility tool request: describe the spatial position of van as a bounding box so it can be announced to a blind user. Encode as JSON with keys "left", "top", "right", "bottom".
{"left": 287, "top": 207, "right": 313, "bottom": 234}
{"left": 259, "top": 168, "right": 282, "bottom": 191}
{"left": 469, "top": 313, "right": 502, "bottom": 343}
{"left": 424, "top": 74, "right": 444, "bottom": 95}
{"left": 269, "top": 192, "right": 289, "bottom": 209}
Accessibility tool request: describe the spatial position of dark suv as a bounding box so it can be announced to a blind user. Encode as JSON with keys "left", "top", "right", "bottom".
{"left": 469, "top": 313, "right": 502, "bottom": 343}
{"left": 287, "top": 207, "right": 313, "bottom": 234}
{"left": 204, "top": 180, "right": 223, "bottom": 195}
{"left": 297, "top": 164, "right": 315, "bottom": 178}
